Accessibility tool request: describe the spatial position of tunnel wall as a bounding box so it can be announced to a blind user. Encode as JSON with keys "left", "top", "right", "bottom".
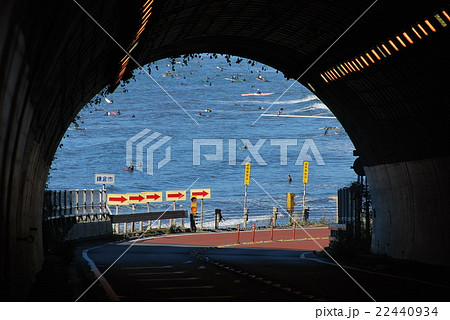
{"left": 366, "top": 156, "right": 450, "bottom": 266}
{"left": 0, "top": 5, "right": 46, "bottom": 299}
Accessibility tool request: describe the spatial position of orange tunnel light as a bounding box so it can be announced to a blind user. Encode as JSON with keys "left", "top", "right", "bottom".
{"left": 351, "top": 60, "right": 361, "bottom": 71}
{"left": 443, "top": 10, "right": 450, "bottom": 22}
{"left": 371, "top": 49, "right": 381, "bottom": 60}
{"left": 417, "top": 23, "right": 429, "bottom": 36}
{"left": 411, "top": 27, "right": 422, "bottom": 39}
{"left": 355, "top": 58, "right": 364, "bottom": 69}
{"left": 346, "top": 62, "right": 356, "bottom": 72}
{"left": 365, "top": 52, "right": 375, "bottom": 64}
{"left": 360, "top": 56, "right": 369, "bottom": 67}
{"left": 332, "top": 68, "right": 341, "bottom": 78}
{"left": 389, "top": 40, "right": 399, "bottom": 51}
{"left": 403, "top": 32, "right": 414, "bottom": 44}
{"left": 326, "top": 71, "right": 336, "bottom": 80}
{"left": 340, "top": 64, "right": 349, "bottom": 74}
{"left": 396, "top": 36, "right": 407, "bottom": 47}
{"left": 381, "top": 44, "right": 392, "bottom": 56}
{"left": 425, "top": 19, "right": 437, "bottom": 32}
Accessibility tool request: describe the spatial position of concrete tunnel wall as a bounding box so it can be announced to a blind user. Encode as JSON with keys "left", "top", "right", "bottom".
{"left": 1, "top": 0, "right": 450, "bottom": 298}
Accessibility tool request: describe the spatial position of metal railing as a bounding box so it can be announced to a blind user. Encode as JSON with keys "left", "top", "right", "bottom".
{"left": 335, "top": 179, "right": 372, "bottom": 245}
{"left": 43, "top": 189, "right": 108, "bottom": 219}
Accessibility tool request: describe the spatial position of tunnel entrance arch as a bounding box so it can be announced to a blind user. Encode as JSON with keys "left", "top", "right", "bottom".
{"left": 2, "top": 0, "right": 450, "bottom": 299}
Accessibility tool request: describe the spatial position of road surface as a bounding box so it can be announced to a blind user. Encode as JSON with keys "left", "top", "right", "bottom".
{"left": 76, "top": 228, "right": 450, "bottom": 301}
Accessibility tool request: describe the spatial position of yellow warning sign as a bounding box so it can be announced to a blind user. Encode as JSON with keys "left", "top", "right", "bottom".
{"left": 303, "top": 161, "right": 309, "bottom": 184}
{"left": 244, "top": 162, "right": 251, "bottom": 185}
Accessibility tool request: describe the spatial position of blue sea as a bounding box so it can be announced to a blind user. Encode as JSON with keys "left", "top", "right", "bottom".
{"left": 48, "top": 55, "right": 356, "bottom": 228}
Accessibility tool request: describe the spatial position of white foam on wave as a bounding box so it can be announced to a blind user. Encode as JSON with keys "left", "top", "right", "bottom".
{"left": 286, "top": 102, "right": 330, "bottom": 114}
{"left": 216, "top": 94, "right": 319, "bottom": 106}
{"left": 270, "top": 94, "right": 319, "bottom": 105}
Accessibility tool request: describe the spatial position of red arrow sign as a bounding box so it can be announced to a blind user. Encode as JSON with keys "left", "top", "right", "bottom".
{"left": 192, "top": 190, "right": 209, "bottom": 197}
{"left": 129, "top": 194, "right": 144, "bottom": 202}
{"left": 109, "top": 196, "right": 127, "bottom": 203}
{"left": 146, "top": 193, "right": 161, "bottom": 200}
{"left": 168, "top": 192, "right": 184, "bottom": 199}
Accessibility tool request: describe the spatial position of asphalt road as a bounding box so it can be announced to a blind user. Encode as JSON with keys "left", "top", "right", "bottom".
{"left": 78, "top": 242, "right": 306, "bottom": 301}
{"left": 77, "top": 238, "right": 450, "bottom": 302}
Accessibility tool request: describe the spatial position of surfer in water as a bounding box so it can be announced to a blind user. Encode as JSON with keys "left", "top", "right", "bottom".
{"left": 127, "top": 162, "right": 142, "bottom": 172}
{"left": 288, "top": 175, "right": 292, "bottom": 183}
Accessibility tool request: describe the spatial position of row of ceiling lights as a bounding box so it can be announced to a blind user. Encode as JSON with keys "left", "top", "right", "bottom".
{"left": 115, "top": 0, "right": 153, "bottom": 86}
{"left": 320, "top": 9, "right": 450, "bottom": 83}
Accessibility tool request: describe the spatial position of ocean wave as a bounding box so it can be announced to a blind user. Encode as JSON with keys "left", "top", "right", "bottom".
{"left": 270, "top": 95, "right": 319, "bottom": 105}
{"left": 286, "top": 102, "right": 330, "bottom": 114}
{"left": 215, "top": 94, "right": 319, "bottom": 105}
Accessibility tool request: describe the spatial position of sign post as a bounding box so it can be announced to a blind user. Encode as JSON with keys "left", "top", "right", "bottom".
{"left": 302, "top": 161, "right": 309, "bottom": 217}
{"left": 243, "top": 162, "right": 251, "bottom": 228}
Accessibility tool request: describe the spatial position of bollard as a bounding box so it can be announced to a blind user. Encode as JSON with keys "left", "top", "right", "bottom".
{"left": 292, "top": 222, "right": 296, "bottom": 240}
{"left": 270, "top": 222, "right": 274, "bottom": 241}
{"left": 272, "top": 207, "right": 278, "bottom": 226}
{"left": 215, "top": 209, "right": 222, "bottom": 230}
{"left": 251, "top": 223, "right": 256, "bottom": 243}
{"left": 243, "top": 208, "right": 249, "bottom": 228}
{"left": 236, "top": 224, "right": 241, "bottom": 244}
{"left": 303, "top": 206, "right": 310, "bottom": 222}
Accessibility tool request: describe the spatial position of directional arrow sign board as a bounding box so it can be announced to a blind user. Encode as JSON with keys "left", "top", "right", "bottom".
{"left": 143, "top": 192, "right": 163, "bottom": 202}
{"left": 166, "top": 190, "right": 187, "bottom": 201}
{"left": 190, "top": 188, "right": 211, "bottom": 199}
{"left": 127, "top": 193, "right": 146, "bottom": 204}
{"left": 107, "top": 194, "right": 129, "bottom": 205}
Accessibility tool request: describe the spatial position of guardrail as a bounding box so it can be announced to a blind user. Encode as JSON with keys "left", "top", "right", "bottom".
{"left": 108, "top": 209, "right": 187, "bottom": 234}
{"left": 335, "top": 180, "right": 371, "bottom": 245}
{"left": 43, "top": 189, "right": 107, "bottom": 219}
{"left": 43, "top": 190, "right": 189, "bottom": 236}
{"left": 43, "top": 189, "right": 338, "bottom": 238}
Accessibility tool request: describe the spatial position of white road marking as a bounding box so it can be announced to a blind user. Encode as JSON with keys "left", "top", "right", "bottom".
{"left": 129, "top": 271, "right": 186, "bottom": 276}
{"left": 137, "top": 277, "right": 199, "bottom": 282}
{"left": 81, "top": 246, "right": 120, "bottom": 301}
{"left": 121, "top": 265, "right": 173, "bottom": 270}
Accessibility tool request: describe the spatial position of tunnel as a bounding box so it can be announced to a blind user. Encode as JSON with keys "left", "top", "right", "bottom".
{"left": 1, "top": 0, "right": 450, "bottom": 299}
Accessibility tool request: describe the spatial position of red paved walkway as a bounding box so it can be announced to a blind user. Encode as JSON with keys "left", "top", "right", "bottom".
{"left": 139, "top": 227, "right": 330, "bottom": 251}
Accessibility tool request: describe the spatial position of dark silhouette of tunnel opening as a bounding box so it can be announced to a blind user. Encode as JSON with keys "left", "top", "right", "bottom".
{"left": 1, "top": 0, "right": 450, "bottom": 299}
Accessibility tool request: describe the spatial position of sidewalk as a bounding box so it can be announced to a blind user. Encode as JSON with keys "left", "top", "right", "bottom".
{"left": 138, "top": 226, "right": 330, "bottom": 251}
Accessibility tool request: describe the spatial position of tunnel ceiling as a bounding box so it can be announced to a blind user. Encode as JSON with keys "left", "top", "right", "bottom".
{"left": 15, "top": 0, "right": 450, "bottom": 167}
